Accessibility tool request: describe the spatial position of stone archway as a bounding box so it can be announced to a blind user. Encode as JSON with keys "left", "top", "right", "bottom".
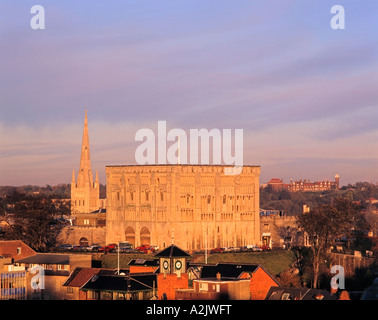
{"left": 140, "top": 227, "right": 151, "bottom": 245}
{"left": 125, "top": 226, "right": 135, "bottom": 246}
{"left": 79, "top": 237, "right": 89, "bottom": 246}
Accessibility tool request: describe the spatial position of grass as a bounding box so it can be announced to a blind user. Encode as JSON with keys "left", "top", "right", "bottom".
{"left": 194, "top": 250, "right": 296, "bottom": 276}
{"left": 99, "top": 249, "right": 296, "bottom": 276}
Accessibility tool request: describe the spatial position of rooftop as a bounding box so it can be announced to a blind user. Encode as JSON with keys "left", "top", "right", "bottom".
{"left": 15, "top": 253, "right": 70, "bottom": 265}
{"left": 154, "top": 244, "right": 190, "bottom": 258}
{"left": 81, "top": 273, "right": 157, "bottom": 293}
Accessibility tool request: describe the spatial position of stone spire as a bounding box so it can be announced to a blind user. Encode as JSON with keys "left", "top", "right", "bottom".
{"left": 76, "top": 109, "right": 93, "bottom": 188}
{"left": 71, "top": 109, "right": 99, "bottom": 214}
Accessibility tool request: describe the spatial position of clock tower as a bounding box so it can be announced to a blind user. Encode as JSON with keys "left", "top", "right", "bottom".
{"left": 155, "top": 244, "right": 190, "bottom": 300}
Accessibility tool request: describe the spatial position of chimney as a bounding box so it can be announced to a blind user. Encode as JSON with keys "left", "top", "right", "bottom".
{"left": 216, "top": 272, "right": 221, "bottom": 281}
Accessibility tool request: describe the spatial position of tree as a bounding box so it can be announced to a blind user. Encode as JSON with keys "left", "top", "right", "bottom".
{"left": 2, "top": 191, "right": 70, "bottom": 251}
{"left": 296, "top": 198, "right": 368, "bottom": 288}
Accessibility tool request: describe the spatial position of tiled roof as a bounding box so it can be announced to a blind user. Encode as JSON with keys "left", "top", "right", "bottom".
{"left": 0, "top": 240, "right": 36, "bottom": 260}
{"left": 63, "top": 267, "right": 114, "bottom": 288}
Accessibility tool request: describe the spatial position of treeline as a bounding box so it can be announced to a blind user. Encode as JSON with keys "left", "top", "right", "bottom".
{"left": 0, "top": 183, "right": 106, "bottom": 199}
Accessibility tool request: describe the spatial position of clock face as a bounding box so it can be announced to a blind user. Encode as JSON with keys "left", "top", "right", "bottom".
{"left": 175, "top": 260, "right": 182, "bottom": 270}
{"left": 163, "top": 260, "right": 169, "bottom": 270}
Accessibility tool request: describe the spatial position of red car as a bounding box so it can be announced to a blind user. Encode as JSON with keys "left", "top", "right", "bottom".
{"left": 99, "top": 243, "right": 118, "bottom": 253}
{"left": 136, "top": 245, "right": 157, "bottom": 253}
{"left": 210, "top": 247, "right": 225, "bottom": 253}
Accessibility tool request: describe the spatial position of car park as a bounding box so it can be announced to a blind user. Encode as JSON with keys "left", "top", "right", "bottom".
{"left": 57, "top": 244, "right": 73, "bottom": 251}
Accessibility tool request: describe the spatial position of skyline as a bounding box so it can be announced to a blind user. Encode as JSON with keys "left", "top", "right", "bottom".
{"left": 1, "top": 1, "right": 378, "bottom": 186}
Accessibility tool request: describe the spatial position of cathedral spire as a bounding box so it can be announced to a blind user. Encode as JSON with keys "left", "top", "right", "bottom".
{"left": 77, "top": 109, "right": 93, "bottom": 187}
{"left": 71, "top": 109, "right": 100, "bottom": 214}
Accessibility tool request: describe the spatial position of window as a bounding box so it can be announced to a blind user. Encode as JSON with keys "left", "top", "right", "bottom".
{"left": 66, "top": 287, "right": 73, "bottom": 294}
{"left": 17, "top": 247, "right": 21, "bottom": 255}
{"left": 87, "top": 290, "right": 99, "bottom": 300}
{"left": 58, "top": 264, "right": 69, "bottom": 271}
{"left": 199, "top": 283, "right": 208, "bottom": 291}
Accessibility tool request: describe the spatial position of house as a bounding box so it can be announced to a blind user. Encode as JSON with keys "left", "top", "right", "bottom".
{"left": 0, "top": 240, "right": 36, "bottom": 265}
{"left": 62, "top": 267, "right": 114, "bottom": 300}
{"left": 176, "top": 272, "right": 251, "bottom": 300}
{"left": 127, "top": 258, "right": 159, "bottom": 274}
{"left": 266, "top": 286, "right": 340, "bottom": 300}
{"left": 12, "top": 253, "right": 92, "bottom": 300}
{"left": 188, "top": 262, "right": 281, "bottom": 300}
{"left": 80, "top": 272, "right": 158, "bottom": 300}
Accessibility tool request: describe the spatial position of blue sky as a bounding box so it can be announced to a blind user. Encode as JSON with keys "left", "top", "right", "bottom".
{"left": 0, "top": 0, "right": 377, "bottom": 186}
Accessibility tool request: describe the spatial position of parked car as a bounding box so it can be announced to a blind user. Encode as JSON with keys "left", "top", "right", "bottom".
{"left": 88, "top": 244, "right": 101, "bottom": 252}
{"left": 149, "top": 245, "right": 159, "bottom": 252}
{"left": 210, "top": 247, "right": 225, "bottom": 253}
{"left": 57, "top": 244, "right": 73, "bottom": 251}
{"left": 228, "top": 247, "right": 240, "bottom": 253}
{"left": 119, "top": 242, "right": 133, "bottom": 253}
{"left": 260, "top": 245, "right": 271, "bottom": 252}
{"left": 136, "top": 245, "right": 150, "bottom": 253}
{"left": 99, "top": 243, "right": 118, "bottom": 253}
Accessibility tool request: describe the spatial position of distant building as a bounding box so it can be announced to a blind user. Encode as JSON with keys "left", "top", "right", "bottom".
{"left": 260, "top": 211, "right": 304, "bottom": 249}
{"left": 267, "top": 174, "right": 340, "bottom": 192}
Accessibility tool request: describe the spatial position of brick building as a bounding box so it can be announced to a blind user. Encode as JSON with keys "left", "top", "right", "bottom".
{"left": 267, "top": 174, "right": 340, "bottom": 192}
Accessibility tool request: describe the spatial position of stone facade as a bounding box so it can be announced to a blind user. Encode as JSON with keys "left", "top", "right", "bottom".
{"left": 59, "top": 226, "right": 106, "bottom": 247}
{"left": 105, "top": 165, "right": 261, "bottom": 251}
{"left": 260, "top": 213, "right": 303, "bottom": 249}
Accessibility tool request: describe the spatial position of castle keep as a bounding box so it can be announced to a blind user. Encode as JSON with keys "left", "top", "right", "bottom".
{"left": 105, "top": 164, "right": 261, "bottom": 251}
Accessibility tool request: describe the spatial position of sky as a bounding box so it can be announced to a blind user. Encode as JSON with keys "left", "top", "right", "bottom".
{"left": 0, "top": 0, "right": 377, "bottom": 186}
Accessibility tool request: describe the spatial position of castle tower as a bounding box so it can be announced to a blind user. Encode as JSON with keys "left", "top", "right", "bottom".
{"left": 334, "top": 174, "right": 340, "bottom": 190}
{"left": 71, "top": 110, "right": 100, "bottom": 214}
